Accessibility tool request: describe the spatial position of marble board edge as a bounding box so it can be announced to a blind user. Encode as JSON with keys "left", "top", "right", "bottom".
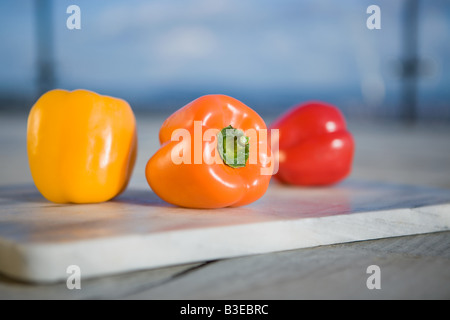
{"left": 0, "top": 203, "right": 449, "bottom": 283}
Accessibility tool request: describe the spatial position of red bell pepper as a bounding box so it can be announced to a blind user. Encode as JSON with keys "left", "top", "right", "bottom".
{"left": 269, "top": 101, "right": 354, "bottom": 186}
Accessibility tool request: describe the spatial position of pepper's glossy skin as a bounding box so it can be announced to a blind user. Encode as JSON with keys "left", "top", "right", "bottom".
{"left": 145, "top": 94, "right": 272, "bottom": 209}
{"left": 27, "top": 89, "right": 137, "bottom": 203}
{"left": 269, "top": 101, "right": 354, "bottom": 186}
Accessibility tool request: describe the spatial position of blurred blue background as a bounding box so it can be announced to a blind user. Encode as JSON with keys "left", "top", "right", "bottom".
{"left": 0, "top": 0, "right": 449, "bottom": 120}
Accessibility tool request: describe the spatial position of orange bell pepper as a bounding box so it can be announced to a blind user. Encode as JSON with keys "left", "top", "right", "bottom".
{"left": 145, "top": 94, "right": 273, "bottom": 209}
{"left": 27, "top": 89, "right": 137, "bottom": 203}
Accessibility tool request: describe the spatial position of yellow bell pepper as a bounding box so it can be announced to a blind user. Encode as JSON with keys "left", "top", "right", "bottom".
{"left": 27, "top": 89, "right": 137, "bottom": 203}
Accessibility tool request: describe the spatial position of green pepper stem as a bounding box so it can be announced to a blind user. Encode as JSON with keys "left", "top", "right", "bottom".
{"left": 217, "top": 125, "right": 249, "bottom": 168}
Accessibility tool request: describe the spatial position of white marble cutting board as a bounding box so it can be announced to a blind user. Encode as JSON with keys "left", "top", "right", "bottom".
{"left": 0, "top": 180, "right": 449, "bottom": 283}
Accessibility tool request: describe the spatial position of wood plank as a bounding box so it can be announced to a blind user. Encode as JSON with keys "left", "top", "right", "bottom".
{"left": 124, "top": 232, "right": 450, "bottom": 300}
{"left": 0, "top": 262, "right": 203, "bottom": 300}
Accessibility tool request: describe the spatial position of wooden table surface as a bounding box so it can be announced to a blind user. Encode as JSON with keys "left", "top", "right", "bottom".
{"left": 0, "top": 112, "right": 449, "bottom": 300}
